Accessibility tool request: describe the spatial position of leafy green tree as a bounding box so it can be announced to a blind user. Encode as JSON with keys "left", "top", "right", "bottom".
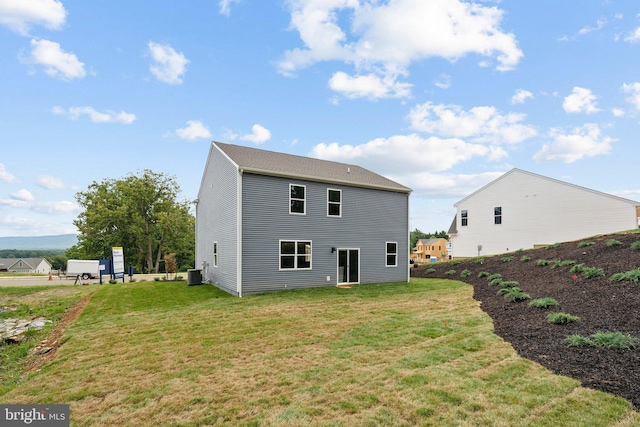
{"left": 73, "top": 170, "right": 195, "bottom": 274}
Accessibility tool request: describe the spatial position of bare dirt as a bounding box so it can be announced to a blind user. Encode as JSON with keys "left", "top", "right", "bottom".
{"left": 411, "top": 232, "right": 640, "bottom": 409}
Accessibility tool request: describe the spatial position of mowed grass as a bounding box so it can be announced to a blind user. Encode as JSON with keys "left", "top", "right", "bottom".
{"left": 2, "top": 279, "right": 639, "bottom": 426}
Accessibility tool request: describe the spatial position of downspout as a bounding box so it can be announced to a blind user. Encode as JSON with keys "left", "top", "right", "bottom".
{"left": 237, "top": 168, "right": 243, "bottom": 298}
{"left": 407, "top": 192, "right": 411, "bottom": 283}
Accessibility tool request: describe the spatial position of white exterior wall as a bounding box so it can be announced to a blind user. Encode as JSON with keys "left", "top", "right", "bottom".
{"left": 451, "top": 170, "right": 639, "bottom": 258}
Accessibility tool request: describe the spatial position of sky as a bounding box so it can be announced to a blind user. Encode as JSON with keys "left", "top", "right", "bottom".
{"left": 1, "top": 0, "right": 640, "bottom": 238}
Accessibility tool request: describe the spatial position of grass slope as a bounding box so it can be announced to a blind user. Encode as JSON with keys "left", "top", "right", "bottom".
{"left": 2, "top": 280, "right": 639, "bottom": 426}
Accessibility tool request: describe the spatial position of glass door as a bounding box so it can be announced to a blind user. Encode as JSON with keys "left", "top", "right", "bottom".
{"left": 338, "top": 249, "right": 359, "bottom": 284}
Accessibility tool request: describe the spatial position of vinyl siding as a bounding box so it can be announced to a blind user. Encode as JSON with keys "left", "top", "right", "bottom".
{"left": 241, "top": 173, "right": 409, "bottom": 294}
{"left": 451, "top": 170, "right": 639, "bottom": 257}
{"left": 196, "top": 147, "right": 239, "bottom": 295}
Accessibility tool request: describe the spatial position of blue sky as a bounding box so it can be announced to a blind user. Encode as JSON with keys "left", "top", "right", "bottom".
{"left": 1, "top": 0, "right": 640, "bottom": 237}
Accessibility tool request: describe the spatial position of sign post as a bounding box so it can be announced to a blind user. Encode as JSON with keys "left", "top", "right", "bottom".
{"left": 112, "top": 247, "right": 125, "bottom": 282}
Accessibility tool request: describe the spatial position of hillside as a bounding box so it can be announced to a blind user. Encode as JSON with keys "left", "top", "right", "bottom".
{"left": 412, "top": 231, "right": 640, "bottom": 409}
{"left": 0, "top": 234, "right": 77, "bottom": 250}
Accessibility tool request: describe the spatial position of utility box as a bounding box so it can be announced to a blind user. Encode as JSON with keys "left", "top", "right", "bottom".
{"left": 187, "top": 269, "right": 202, "bottom": 286}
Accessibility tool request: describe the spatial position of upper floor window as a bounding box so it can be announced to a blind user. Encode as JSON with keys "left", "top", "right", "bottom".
{"left": 327, "top": 189, "right": 342, "bottom": 217}
{"left": 213, "top": 242, "right": 218, "bottom": 267}
{"left": 494, "top": 207, "right": 502, "bottom": 225}
{"left": 386, "top": 242, "right": 398, "bottom": 267}
{"left": 290, "top": 184, "right": 306, "bottom": 215}
{"left": 280, "top": 240, "right": 312, "bottom": 270}
{"left": 461, "top": 210, "right": 468, "bottom": 226}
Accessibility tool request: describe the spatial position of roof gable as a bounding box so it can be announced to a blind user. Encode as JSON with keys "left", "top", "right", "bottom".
{"left": 454, "top": 168, "right": 639, "bottom": 207}
{"left": 213, "top": 142, "right": 411, "bottom": 193}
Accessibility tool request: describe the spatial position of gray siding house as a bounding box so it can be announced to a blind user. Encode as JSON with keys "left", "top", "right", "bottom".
{"left": 196, "top": 142, "right": 412, "bottom": 296}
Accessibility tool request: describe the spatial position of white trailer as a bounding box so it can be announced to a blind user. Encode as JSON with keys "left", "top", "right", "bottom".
{"left": 66, "top": 260, "right": 100, "bottom": 280}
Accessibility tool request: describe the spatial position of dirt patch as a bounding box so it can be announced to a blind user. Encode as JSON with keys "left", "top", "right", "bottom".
{"left": 412, "top": 232, "right": 640, "bottom": 409}
{"left": 24, "top": 292, "right": 95, "bottom": 373}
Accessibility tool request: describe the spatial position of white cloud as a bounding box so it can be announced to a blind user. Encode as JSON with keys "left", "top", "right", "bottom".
{"left": 278, "top": 0, "right": 522, "bottom": 99}
{"left": 0, "top": 0, "right": 66, "bottom": 35}
{"left": 624, "top": 27, "right": 640, "bottom": 43}
{"left": 11, "top": 189, "right": 34, "bottom": 201}
{"left": 533, "top": 123, "right": 614, "bottom": 163}
{"left": 219, "top": 0, "right": 240, "bottom": 16}
{"left": 310, "top": 134, "right": 493, "bottom": 176}
{"left": 25, "top": 39, "right": 86, "bottom": 81}
{"left": 622, "top": 82, "right": 640, "bottom": 110}
{"left": 0, "top": 163, "right": 17, "bottom": 182}
{"left": 434, "top": 74, "right": 451, "bottom": 90}
{"left": 562, "top": 87, "right": 601, "bottom": 114}
{"left": 328, "top": 71, "right": 411, "bottom": 99}
{"left": 408, "top": 102, "right": 537, "bottom": 145}
{"left": 511, "top": 89, "right": 533, "bottom": 104}
{"left": 611, "top": 189, "right": 640, "bottom": 202}
{"left": 148, "top": 42, "right": 189, "bottom": 85}
{"left": 36, "top": 175, "right": 65, "bottom": 189}
{"left": 391, "top": 170, "right": 505, "bottom": 198}
{"left": 52, "top": 106, "right": 136, "bottom": 124}
{"left": 578, "top": 17, "right": 607, "bottom": 36}
{"left": 612, "top": 108, "right": 625, "bottom": 117}
{"left": 175, "top": 120, "right": 212, "bottom": 140}
{"left": 240, "top": 124, "right": 272, "bottom": 144}
{"left": 0, "top": 198, "right": 79, "bottom": 213}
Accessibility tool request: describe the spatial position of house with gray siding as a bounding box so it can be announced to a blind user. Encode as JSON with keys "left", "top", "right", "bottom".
{"left": 448, "top": 168, "right": 640, "bottom": 258}
{"left": 196, "top": 142, "right": 412, "bottom": 296}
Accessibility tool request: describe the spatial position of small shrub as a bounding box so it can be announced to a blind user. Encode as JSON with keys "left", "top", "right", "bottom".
{"left": 488, "top": 277, "right": 504, "bottom": 286}
{"left": 514, "top": 249, "right": 524, "bottom": 253}
{"left": 546, "top": 243, "right": 560, "bottom": 249}
{"left": 578, "top": 241, "right": 594, "bottom": 248}
{"left": 477, "top": 271, "right": 490, "bottom": 278}
{"left": 499, "top": 280, "right": 519, "bottom": 288}
{"left": 558, "top": 260, "right": 576, "bottom": 267}
{"left": 631, "top": 241, "right": 640, "bottom": 250}
{"left": 591, "top": 331, "right": 639, "bottom": 349}
{"left": 451, "top": 261, "right": 461, "bottom": 266}
{"left": 109, "top": 279, "right": 117, "bottom": 284}
{"left": 520, "top": 255, "right": 531, "bottom": 262}
{"left": 619, "top": 269, "right": 640, "bottom": 282}
{"left": 425, "top": 268, "right": 436, "bottom": 274}
{"left": 498, "top": 287, "right": 530, "bottom": 302}
{"left": 176, "top": 275, "right": 183, "bottom": 280}
{"left": 460, "top": 269, "right": 472, "bottom": 278}
{"left": 606, "top": 239, "right": 622, "bottom": 247}
{"left": 570, "top": 264, "right": 585, "bottom": 274}
{"left": 129, "top": 278, "right": 137, "bottom": 283}
{"left": 486, "top": 273, "right": 502, "bottom": 282}
{"left": 501, "top": 256, "right": 515, "bottom": 263}
{"left": 536, "top": 259, "right": 551, "bottom": 266}
{"left": 529, "top": 297, "right": 559, "bottom": 308}
{"left": 582, "top": 267, "right": 605, "bottom": 279}
{"left": 475, "top": 258, "right": 485, "bottom": 264}
{"left": 547, "top": 312, "right": 580, "bottom": 324}
{"left": 565, "top": 334, "right": 594, "bottom": 347}
{"left": 154, "top": 277, "right": 160, "bottom": 281}
{"left": 444, "top": 270, "right": 456, "bottom": 276}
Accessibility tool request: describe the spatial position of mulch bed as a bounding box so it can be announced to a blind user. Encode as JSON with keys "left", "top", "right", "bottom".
{"left": 411, "top": 232, "right": 640, "bottom": 409}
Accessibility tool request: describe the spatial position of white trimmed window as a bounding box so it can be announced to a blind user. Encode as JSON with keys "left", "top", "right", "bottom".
{"left": 327, "top": 188, "right": 342, "bottom": 217}
{"left": 280, "top": 240, "right": 312, "bottom": 270}
{"left": 494, "top": 207, "right": 502, "bottom": 225}
{"left": 386, "top": 242, "right": 398, "bottom": 267}
{"left": 461, "top": 210, "right": 468, "bottom": 226}
{"left": 213, "top": 242, "right": 218, "bottom": 267}
{"left": 290, "top": 184, "right": 306, "bottom": 215}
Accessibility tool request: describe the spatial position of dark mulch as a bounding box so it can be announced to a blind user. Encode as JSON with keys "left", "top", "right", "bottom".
{"left": 411, "top": 232, "right": 640, "bottom": 409}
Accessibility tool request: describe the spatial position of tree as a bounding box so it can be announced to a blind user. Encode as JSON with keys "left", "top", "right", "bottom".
{"left": 73, "top": 170, "right": 195, "bottom": 274}
{"left": 410, "top": 228, "right": 450, "bottom": 252}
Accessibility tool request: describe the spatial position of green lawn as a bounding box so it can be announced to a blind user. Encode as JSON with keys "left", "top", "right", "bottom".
{"left": 2, "top": 279, "right": 639, "bottom": 426}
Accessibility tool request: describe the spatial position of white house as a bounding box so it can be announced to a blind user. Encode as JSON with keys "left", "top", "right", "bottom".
{"left": 0, "top": 258, "right": 52, "bottom": 274}
{"left": 448, "top": 169, "right": 640, "bottom": 258}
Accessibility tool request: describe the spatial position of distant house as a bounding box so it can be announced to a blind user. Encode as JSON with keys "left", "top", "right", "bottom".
{"left": 411, "top": 238, "right": 448, "bottom": 263}
{"left": 196, "top": 142, "right": 412, "bottom": 296}
{"left": 448, "top": 169, "right": 640, "bottom": 258}
{"left": 0, "top": 258, "right": 52, "bottom": 274}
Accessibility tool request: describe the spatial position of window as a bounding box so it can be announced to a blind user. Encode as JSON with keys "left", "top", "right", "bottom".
{"left": 213, "top": 242, "right": 218, "bottom": 267}
{"left": 289, "top": 184, "right": 306, "bottom": 214}
{"left": 327, "top": 189, "right": 342, "bottom": 217}
{"left": 461, "top": 210, "right": 468, "bottom": 226}
{"left": 386, "top": 242, "right": 398, "bottom": 267}
{"left": 494, "top": 207, "right": 502, "bottom": 225}
{"left": 280, "top": 240, "right": 312, "bottom": 270}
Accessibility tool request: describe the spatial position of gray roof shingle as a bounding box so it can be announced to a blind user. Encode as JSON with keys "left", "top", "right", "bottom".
{"left": 214, "top": 142, "right": 411, "bottom": 193}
